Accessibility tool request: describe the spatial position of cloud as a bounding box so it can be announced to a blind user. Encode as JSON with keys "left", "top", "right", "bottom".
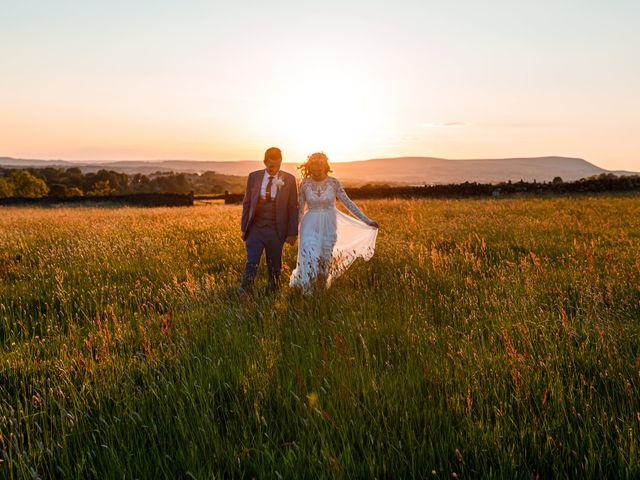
{"left": 479, "top": 122, "right": 553, "bottom": 128}
{"left": 418, "top": 121, "right": 554, "bottom": 129}
{"left": 419, "top": 122, "right": 466, "bottom": 128}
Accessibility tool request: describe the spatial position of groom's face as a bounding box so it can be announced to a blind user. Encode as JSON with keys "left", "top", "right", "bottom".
{"left": 264, "top": 154, "right": 282, "bottom": 175}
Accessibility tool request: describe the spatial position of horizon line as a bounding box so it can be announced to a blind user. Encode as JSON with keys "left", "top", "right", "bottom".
{"left": 1, "top": 154, "right": 590, "bottom": 164}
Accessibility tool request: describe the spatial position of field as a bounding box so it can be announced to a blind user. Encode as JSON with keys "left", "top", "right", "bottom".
{"left": 1, "top": 196, "right": 639, "bottom": 478}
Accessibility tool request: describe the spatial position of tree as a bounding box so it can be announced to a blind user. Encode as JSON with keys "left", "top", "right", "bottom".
{"left": 48, "top": 183, "right": 69, "bottom": 197}
{"left": 552, "top": 176, "right": 563, "bottom": 184}
{"left": 152, "top": 173, "right": 192, "bottom": 194}
{"left": 10, "top": 170, "right": 49, "bottom": 198}
{"left": 39, "top": 167, "right": 65, "bottom": 185}
{"left": 0, "top": 177, "right": 14, "bottom": 198}
{"left": 94, "top": 169, "right": 129, "bottom": 194}
{"left": 88, "top": 180, "right": 115, "bottom": 196}
{"left": 64, "top": 167, "right": 85, "bottom": 191}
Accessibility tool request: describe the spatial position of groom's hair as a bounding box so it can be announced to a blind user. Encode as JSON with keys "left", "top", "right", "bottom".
{"left": 264, "top": 147, "right": 282, "bottom": 161}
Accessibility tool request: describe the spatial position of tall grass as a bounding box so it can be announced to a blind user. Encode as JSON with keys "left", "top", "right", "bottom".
{"left": 1, "top": 196, "right": 639, "bottom": 478}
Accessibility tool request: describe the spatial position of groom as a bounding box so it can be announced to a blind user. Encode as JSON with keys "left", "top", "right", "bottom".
{"left": 240, "top": 147, "right": 298, "bottom": 294}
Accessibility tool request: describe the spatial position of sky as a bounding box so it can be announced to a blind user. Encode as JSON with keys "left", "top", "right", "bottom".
{"left": 1, "top": 0, "right": 639, "bottom": 170}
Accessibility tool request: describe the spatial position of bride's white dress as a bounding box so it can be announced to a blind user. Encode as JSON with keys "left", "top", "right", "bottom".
{"left": 289, "top": 176, "right": 378, "bottom": 291}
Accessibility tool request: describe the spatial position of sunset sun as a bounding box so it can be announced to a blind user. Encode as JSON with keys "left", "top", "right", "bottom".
{"left": 263, "top": 68, "right": 385, "bottom": 161}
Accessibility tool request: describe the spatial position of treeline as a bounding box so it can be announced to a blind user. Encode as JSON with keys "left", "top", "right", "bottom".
{"left": 344, "top": 173, "right": 640, "bottom": 199}
{"left": 0, "top": 167, "right": 246, "bottom": 198}
{"left": 3, "top": 167, "right": 638, "bottom": 201}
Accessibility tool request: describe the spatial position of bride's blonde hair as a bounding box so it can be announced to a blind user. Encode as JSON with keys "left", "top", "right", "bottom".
{"left": 298, "top": 152, "right": 333, "bottom": 179}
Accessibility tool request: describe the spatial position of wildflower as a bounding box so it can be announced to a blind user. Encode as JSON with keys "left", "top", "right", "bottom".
{"left": 306, "top": 392, "right": 318, "bottom": 408}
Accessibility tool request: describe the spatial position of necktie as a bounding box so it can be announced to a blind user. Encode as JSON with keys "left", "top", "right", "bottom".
{"left": 265, "top": 175, "right": 274, "bottom": 202}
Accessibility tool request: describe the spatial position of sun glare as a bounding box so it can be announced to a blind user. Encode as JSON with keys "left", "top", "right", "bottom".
{"left": 263, "top": 68, "right": 384, "bottom": 162}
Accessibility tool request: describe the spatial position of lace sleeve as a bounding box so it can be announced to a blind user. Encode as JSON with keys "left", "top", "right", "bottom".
{"left": 298, "top": 179, "right": 307, "bottom": 221}
{"left": 332, "top": 177, "right": 372, "bottom": 224}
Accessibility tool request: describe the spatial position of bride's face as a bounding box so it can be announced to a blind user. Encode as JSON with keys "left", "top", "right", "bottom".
{"left": 309, "top": 160, "right": 328, "bottom": 180}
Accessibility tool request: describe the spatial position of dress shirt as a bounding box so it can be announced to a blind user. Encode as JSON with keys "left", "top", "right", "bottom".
{"left": 260, "top": 169, "right": 279, "bottom": 200}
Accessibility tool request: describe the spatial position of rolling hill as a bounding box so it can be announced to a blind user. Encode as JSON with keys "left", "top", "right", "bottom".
{"left": 1, "top": 156, "right": 636, "bottom": 185}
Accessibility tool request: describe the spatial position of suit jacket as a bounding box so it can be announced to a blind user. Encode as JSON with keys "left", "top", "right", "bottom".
{"left": 241, "top": 169, "right": 299, "bottom": 242}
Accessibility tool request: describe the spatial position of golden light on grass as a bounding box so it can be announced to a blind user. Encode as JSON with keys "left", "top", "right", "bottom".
{"left": 1, "top": 196, "right": 639, "bottom": 477}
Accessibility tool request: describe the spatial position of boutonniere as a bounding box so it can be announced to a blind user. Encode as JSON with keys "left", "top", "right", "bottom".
{"left": 274, "top": 175, "right": 285, "bottom": 189}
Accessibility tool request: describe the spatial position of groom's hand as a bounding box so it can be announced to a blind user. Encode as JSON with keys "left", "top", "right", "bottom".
{"left": 286, "top": 235, "right": 297, "bottom": 246}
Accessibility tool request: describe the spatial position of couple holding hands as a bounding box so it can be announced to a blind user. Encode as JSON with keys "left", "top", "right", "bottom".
{"left": 240, "top": 147, "right": 378, "bottom": 296}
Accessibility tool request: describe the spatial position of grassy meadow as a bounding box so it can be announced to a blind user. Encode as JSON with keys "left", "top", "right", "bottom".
{"left": 1, "top": 195, "right": 639, "bottom": 478}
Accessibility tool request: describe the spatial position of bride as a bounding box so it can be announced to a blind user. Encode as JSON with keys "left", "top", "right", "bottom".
{"left": 289, "top": 152, "right": 379, "bottom": 292}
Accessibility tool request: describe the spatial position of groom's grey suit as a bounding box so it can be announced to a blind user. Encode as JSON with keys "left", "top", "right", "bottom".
{"left": 240, "top": 169, "right": 298, "bottom": 292}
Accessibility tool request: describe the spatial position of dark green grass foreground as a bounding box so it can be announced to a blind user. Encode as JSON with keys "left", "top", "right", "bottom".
{"left": 1, "top": 196, "right": 639, "bottom": 478}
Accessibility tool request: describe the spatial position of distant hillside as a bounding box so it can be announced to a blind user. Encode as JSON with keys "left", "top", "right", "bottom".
{"left": 328, "top": 156, "right": 637, "bottom": 185}
{"left": 1, "top": 156, "right": 636, "bottom": 185}
{"left": 0, "top": 157, "right": 76, "bottom": 168}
